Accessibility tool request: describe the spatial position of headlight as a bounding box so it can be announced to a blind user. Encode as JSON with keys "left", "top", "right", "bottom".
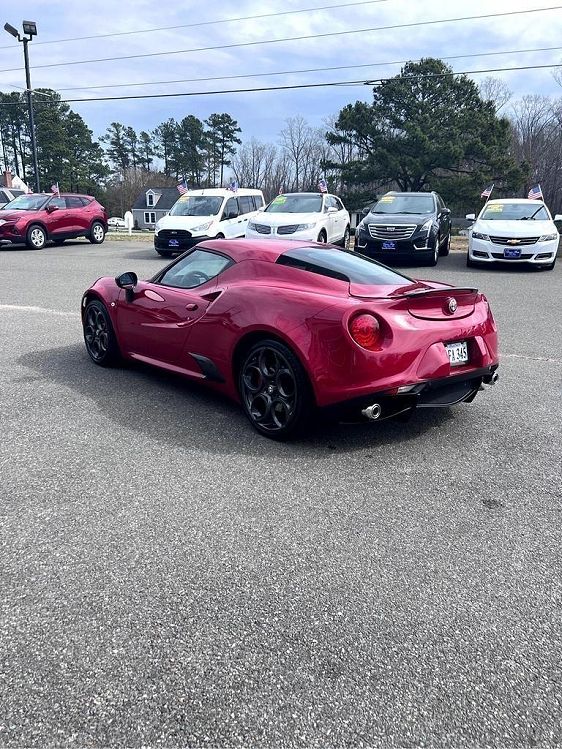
{"left": 538, "top": 233, "right": 558, "bottom": 242}
{"left": 191, "top": 221, "right": 212, "bottom": 233}
{"left": 420, "top": 219, "right": 434, "bottom": 233}
{"left": 247, "top": 221, "right": 260, "bottom": 231}
{"left": 295, "top": 223, "right": 316, "bottom": 231}
{"left": 472, "top": 231, "right": 490, "bottom": 241}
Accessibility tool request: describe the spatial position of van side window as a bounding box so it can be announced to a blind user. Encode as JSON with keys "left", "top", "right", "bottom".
{"left": 223, "top": 197, "right": 239, "bottom": 219}
{"left": 252, "top": 195, "right": 264, "bottom": 210}
{"left": 239, "top": 196, "right": 254, "bottom": 215}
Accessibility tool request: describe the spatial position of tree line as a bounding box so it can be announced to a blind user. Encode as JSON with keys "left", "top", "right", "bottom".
{"left": 1, "top": 58, "right": 561, "bottom": 216}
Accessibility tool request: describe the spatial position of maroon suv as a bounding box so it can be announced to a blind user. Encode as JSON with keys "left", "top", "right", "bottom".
{"left": 0, "top": 193, "right": 108, "bottom": 249}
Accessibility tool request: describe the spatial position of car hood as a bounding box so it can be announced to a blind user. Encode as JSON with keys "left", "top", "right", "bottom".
{"left": 473, "top": 219, "right": 556, "bottom": 236}
{"left": 255, "top": 212, "right": 323, "bottom": 226}
{"left": 0, "top": 210, "right": 35, "bottom": 221}
{"left": 156, "top": 214, "right": 218, "bottom": 230}
{"left": 365, "top": 213, "right": 432, "bottom": 226}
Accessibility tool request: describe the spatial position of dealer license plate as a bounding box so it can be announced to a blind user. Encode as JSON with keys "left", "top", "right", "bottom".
{"left": 382, "top": 241, "right": 396, "bottom": 250}
{"left": 446, "top": 341, "right": 469, "bottom": 366}
{"left": 504, "top": 247, "right": 521, "bottom": 259}
{"left": 168, "top": 239, "right": 180, "bottom": 248}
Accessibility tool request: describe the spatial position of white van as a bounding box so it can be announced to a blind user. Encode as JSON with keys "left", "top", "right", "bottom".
{"left": 154, "top": 188, "right": 265, "bottom": 256}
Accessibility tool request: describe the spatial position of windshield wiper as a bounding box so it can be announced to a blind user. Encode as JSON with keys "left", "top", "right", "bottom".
{"left": 519, "top": 205, "right": 543, "bottom": 221}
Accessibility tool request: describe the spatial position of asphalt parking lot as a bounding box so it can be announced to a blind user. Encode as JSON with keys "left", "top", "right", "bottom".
{"left": 1, "top": 238, "right": 561, "bottom": 747}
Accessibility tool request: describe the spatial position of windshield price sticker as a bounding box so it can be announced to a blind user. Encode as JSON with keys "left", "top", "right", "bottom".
{"left": 272, "top": 196, "right": 287, "bottom": 205}
{"left": 379, "top": 196, "right": 395, "bottom": 203}
{"left": 486, "top": 204, "right": 503, "bottom": 212}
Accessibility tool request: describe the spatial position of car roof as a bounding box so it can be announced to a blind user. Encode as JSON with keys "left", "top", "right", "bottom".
{"left": 27, "top": 192, "right": 95, "bottom": 199}
{"left": 384, "top": 191, "right": 436, "bottom": 197}
{"left": 182, "top": 188, "right": 262, "bottom": 196}
{"left": 485, "top": 198, "right": 545, "bottom": 204}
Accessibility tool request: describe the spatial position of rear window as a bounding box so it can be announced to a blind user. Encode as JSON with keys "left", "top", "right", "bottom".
{"left": 277, "top": 247, "right": 412, "bottom": 285}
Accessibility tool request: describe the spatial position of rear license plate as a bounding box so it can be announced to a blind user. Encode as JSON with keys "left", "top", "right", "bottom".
{"left": 446, "top": 341, "right": 469, "bottom": 366}
{"left": 382, "top": 241, "right": 396, "bottom": 250}
{"left": 168, "top": 239, "right": 179, "bottom": 247}
{"left": 504, "top": 247, "right": 521, "bottom": 259}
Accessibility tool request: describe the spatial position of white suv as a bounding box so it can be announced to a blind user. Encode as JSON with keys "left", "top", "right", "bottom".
{"left": 154, "top": 188, "right": 265, "bottom": 257}
{"left": 467, "top": 198, "right": 561, "bottom": 270}
{"left": 245, "top": 192, "right": 351, "bottom": 248}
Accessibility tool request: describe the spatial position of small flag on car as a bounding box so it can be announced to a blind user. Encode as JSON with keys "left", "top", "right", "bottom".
{"left": 528, "top": 183, "right": 543, "bottom": 200}
{"left": 228, "top": 180, "right": 238, "bottom": 192}
{"left": 51, "top": 182, "right": 60, "bottom": 197}
{"left": 480, "top": 183, "right": 494, "bottom": 199}
{"left": 177, "top": 180, "right": 188, "bottom": 194}
{"left": 318, "top": 178, "right": 328, "bottom": 193}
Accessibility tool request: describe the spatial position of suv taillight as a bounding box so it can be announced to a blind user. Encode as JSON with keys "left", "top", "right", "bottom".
{"left": 349, "top": 313, "right": 380, "bottom": 350}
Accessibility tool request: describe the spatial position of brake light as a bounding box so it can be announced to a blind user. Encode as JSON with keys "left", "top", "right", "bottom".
{"left": 349, "top": 313, "right": 380, "bottom": 350}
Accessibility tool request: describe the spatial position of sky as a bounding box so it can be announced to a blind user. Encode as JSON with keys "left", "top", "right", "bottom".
{"left": 0, "top": 0, "right": 561, "bottom": 145}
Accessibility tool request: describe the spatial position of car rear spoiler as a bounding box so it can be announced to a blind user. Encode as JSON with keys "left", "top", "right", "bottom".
{"left": 394, "top": 286, "right": 478, "bottom": 298}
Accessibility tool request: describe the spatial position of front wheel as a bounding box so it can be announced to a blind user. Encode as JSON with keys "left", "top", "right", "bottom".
{"left": 238, "top": 339, "right": 312, "bottom": 440}
{"left": 83, "top": 300, "right": 121, "bottom": 367}
{"left": 427, "top": 240, "right": 439, "bottom": 266}
{"left": 26, "top": 224, "right": 47, "bottom": 250}
{"left": 440, "top": 233, "right": 450, "bottom": 256}
{"left": 317, "top": 230, "right": 327, "bottom": 244}
{"left": 89, "top": 221, "right": 106, "bottom": 244}
{"left": 340, "top": 225, "right": 351, "bottom": 250}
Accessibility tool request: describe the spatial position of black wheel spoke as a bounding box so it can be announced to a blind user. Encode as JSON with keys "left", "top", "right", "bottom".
{"left": 241, "top": 345, "right": 299, "bottom": 433}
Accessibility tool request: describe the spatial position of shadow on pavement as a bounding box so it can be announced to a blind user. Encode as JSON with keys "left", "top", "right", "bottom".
{"left": 20, "top": 343, "right": 456, "bottom": 457}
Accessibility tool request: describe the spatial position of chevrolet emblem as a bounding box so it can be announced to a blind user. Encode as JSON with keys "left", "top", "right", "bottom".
{"left": 507, "top": 238, "right": 521, "bottom": 245}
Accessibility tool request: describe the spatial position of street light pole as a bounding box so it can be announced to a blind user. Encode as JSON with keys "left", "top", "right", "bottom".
{"left": 4, "top": 20, "right": 40, "bottom": 193}
{"left": 21, "top": 36, "right": 40, "bottom": 193}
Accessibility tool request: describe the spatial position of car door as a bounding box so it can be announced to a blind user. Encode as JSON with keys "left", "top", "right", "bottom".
{"left": 43, "top": 196, "right": 69, "bottom": 236}
{"left": 324, "top": 196, "right": 340, "bottom": 242}
{"left": 237, "top": 195, "right": 255, "bottom": 234}
{"left": 436, "top": 194, "right": 451, "bottom": 239}
{"left": 221, "top": 196, "right": 245, "bottom": 238}
{"left": 65, "top": 195, "right": 88, "bottom": 234}
{"left": 115, "top": 248, "right": 233, "bottom": 370}
{"left": 331, "top": 196, "right": 347, "bottom": 242}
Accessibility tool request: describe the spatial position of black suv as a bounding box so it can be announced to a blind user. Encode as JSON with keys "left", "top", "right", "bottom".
{"left": 355, "top": 191, "right": 451, "bottom": 266}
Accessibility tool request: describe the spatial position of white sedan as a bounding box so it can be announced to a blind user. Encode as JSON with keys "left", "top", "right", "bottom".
{"left": 108, "top": 216, "right": 126, "bottom": 229}
{"left": 245, "top": 192, "right": 351, "bottom": 249}
{"left": 466, "top": 199, "right": 560, "bottom": 270}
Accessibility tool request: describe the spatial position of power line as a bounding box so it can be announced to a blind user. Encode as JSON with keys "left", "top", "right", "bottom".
{"left": 3, "top": 62, "right": 553, "bottom": 106}
{"left": 10, "top": 44, "right": 559, "bottom": 93}
{"left": 0, "top": 0, "right": 393, "bottom": 50}
{"left": 0, "top": 6, "right": 560, "bottom": 74}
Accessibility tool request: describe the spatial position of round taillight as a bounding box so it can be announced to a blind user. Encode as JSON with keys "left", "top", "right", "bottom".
{"left": 349, "top": 313, "right": 380, "bottom": 350}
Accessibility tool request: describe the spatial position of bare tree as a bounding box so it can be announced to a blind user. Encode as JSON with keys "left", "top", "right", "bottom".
{"left": 479, "top": 76, "right": 512, "bottom": 112}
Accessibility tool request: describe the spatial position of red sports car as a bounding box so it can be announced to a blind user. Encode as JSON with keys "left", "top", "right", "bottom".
{"left": 0, "top": 192, "right": 107, "bottom": 249}
{"left": 81, "top": 239, "right": 499, "bottom": 439}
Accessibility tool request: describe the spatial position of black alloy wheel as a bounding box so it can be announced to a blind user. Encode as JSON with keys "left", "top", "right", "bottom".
{"left": 89, "top": 221, "right": 106, "bottom": 244}
{"left": 238, "top": 339, "right": 312, "bottom": 439}
{"left": 83, "top": 300, "right": 121, "bottom": 367}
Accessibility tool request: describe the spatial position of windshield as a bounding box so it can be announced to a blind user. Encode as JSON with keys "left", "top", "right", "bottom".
{"left": 371, "top": 194, "right": 434, "bottom": 215}
{"left": 266, "top": 194, "right": 323, "bottom": 214}
{"left": 277, "top": 247, "right": 412, "bottom": 285}
{"left": 169, "top": 196, "right": 223, "bottom": 217}
{"left": 1, "top": 194, "right": 49, "bottom": 211}
{"left": 480, "top": 203, "right": 550, "bottom": 221}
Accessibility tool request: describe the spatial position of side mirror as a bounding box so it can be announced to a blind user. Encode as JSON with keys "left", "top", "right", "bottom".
{"left": 465, "top": 213, "right": 476, "bottom": 221}
{"left": 115, "top": 271, "right": 138, "bottom": 302}
{"left": 554, "top": 214, "right": 562, "bottom": 222}
{"left": 257, "top": 206, "right": 265, "bottom": 212}
{"left": 327, "top": 206, "right": 338, "bottom": 213}
{"left": 361, "top": 207, "right": 370, "bottom": 217}
{"left": 441, "top": 208, "right": 451, "bottom": 215}
{"left": 46, "top": 204, "right": 59, "bottom": 213}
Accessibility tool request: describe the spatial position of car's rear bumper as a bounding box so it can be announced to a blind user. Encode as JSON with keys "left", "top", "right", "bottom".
{"left": 324, "top": 365, "right": 499, "bottom": 423}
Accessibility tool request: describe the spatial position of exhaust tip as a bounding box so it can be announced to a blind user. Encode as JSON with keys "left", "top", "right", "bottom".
{"left": 491, "top": 372, "right": 499, "bottom": 385}
{"left": 361, "top": 403, "right": 382, "bottom": 421}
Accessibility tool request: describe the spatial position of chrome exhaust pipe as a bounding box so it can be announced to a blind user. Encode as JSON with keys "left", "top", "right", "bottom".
{"left": 361, "top": 403, "right": 382, "bottom": 421}
{"left": 480, "top": 371, "right": 499, "bottom": 390}
{"left": 491, "top": 372, "right": 499, "bottom": 385}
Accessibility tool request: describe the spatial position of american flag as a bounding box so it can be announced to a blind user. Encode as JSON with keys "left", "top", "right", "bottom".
{"left": 480, "top": 183, "right": 494, "bottom": 199}
{"left": 528, "top": 183, "right": 543, "bottom": 200}
{"left": 228, "top": 180, "right": 238, "bottom": 192}
{"left": 51, "top": 182, "right": 60, "bottom": 197}
{"left": 177, "top": 180, "right": 188, "bottom": 194}
{"left": 318, "top": 178, "right": 328, "bottom": 194}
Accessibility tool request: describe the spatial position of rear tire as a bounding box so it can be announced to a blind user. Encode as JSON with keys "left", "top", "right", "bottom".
{"left": 88, "top": 221, "right": 106, "bottom": 244}
{"left": 26, "top": 224, "right": 47, "bottom": 250}
{"left": 83, "top": 300, "right": 121, "bottom": 367}
{"left": 238, "top": 339, "right": 313, "bottom": 440}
